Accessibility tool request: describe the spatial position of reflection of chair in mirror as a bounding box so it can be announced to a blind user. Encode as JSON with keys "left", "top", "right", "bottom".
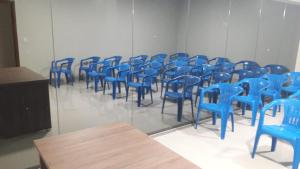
{"left": 281, "top": 72, "right": 300, "bottom": 96}
{"left": 49, "top": 57, "right": 75, "bottom": 88}
{"left": 79, "top": 56, "right": 100, "bottom": 81}
{"left": 195, "top": 83, "right": 243, "bottom": 139}
{"left": 103, "top": 63, "right": 130, "bottom": 100}
{"left": 252, "top": 99, "right": 300, "bottom": 169}
{"left": 161, "top": 75, "right": 201, "bottom": 122}
{"left": 86, "top": 60, "right": 111, "bottom": 92}
{"left": 126, "top": 67, "right": 156, "bottom": 107}
{"left": 264, "top": 64, "right": 289, "bottom": 74}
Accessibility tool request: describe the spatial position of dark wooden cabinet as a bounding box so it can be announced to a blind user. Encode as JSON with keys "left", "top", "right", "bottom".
{"left": 0, "top": 67, "right": 51, "bottom": 137}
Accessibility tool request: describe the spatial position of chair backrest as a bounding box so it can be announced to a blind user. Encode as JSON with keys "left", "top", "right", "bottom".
{"left": 151, "top": 53, "right": 167, "bottom": 60}
{"left": 104, "top": 56, "right": 122, "bottom": 66}
{"left": 117, "top": 63, "right": 130, "bottom": 79}
{"left": 189, "top": 55, "right": 208, "bottom": 65}
{"left": 167, "top": 75, "right": 201, "bottom": 98}
{"left": 212, "top": 72, "right": 231, "bottom": 84}
{"left": 238, "top": 69, "right": 255, "bottom": 81}
{"left": 169, "top": 53, "right": 189, "bottom": 62}
{"left": 282, "top": 99, "right": 300, "bottom": 128}
{"left": 235, "top": 60, "right": 260, "bottom": 71}
{"left": 238, "top": 78, "right": 269, "bottom": 97}
{"left": 288, "top": 72, "right": 300, "bottom": 87}
{"left": 263, "top": 74, "right": 288, "bottom": 91}
{"left": 216, "top": 57, "right": 230, "bottom": 65}
{"left": 218, "top": 83, "right": 243, "bottom": 105}
{"left": 265, "top": 64, "right": 289, "bottom": 74}
{"left": 142, "top": 68, "right": 156, "bottom": 85}
{"left": 220, "top": 62, "right": 235, "bottom": 74}
{"left": 252, "top": 67, "right": 268, "bottom": 78}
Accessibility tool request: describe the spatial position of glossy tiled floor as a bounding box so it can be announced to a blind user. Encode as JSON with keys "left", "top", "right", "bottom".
{"left": 154, "top": 110, "right": 294, "bottom": 169}
{"left": 0, "top": 81, "right": 201, "bottom": 169}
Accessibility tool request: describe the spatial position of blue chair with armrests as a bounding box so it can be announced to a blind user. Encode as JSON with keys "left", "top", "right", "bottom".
{"left": 103, "top": 63, "right": 130, "bottom": 100}
{"left": 162, "top": 75, "right": 201, "bottom": 122}
{"left": 195, "top": 83, "right": 243, "bottom": 139}
{"left": 50, "top": 57, "right": 75, "bottom": 88}
{"left": 252, "top": 99, "right": 300, "bottom": 169}
{"left": 86, "top": 60, "right": 111, "bottom": 92}
{"left": 261, "top": 74, "right": 288, "bottom": 116}
{"left": 281, "top": 72, "right": 300, "bottom": 96}
{"left": 79, "top": 56, "right": 100, "bottom": 81}
{"left": 265, "top": 64, "right": 289, "bottom": 74}
{"left": 233, "top": 78, "right": 269, "bottom": 126}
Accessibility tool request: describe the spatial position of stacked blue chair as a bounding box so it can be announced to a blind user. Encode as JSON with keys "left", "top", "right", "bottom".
{"left": 233, "top": 78, "right": 269, "bottom": 126}
{"left": 103, "top": 63, "right": 130, "bottom": 100}
{"left": 49, "top": 57, "right": 75, "bottom": 88}
{"left": 161, "top": 75, "right": 201, "bottom": 122}
{"left": 252, "top": 99, "right": 300, "bottom": 169}
{"left": 86, "top": 60, "right": 111, "bottom": 92}
{"left": 126, "top": 67, "right": 156, "bottom": 107}
{"left": 160, "top": 65, "right": 192, "bottom": 97}
{"left": 261, "top": 74, "right": 288, "bottom": 116}
{"left": 265, "top": 64, "right": 289, "bottom": 74}
{"left": 79, "top": 56, "right": 100, "bottom": 81}
{"left": 235, "top": 60, "right": 260, "bottom": 71}
{"left": 195, "top": 83, "right": 243, "bottom": 139}
{"left": 281, "top": 72, "right": 300, "bottom": 96}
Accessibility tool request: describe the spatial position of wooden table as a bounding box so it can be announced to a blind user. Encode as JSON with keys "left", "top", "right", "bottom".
{"left": 34, "top": 123, "right": 199, "bottom": 169}
{"left": 0, "top": 67, "right": 51, "bottom": 137}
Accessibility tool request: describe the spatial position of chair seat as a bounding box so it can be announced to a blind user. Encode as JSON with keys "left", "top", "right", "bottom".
{"left": 234, "top": 95, "right": 260, "bottom": 105}
{"left": 105, "top": 77, "right": 117, "bottom": 81}
{"left": 200, "top": 103, "right": 232, "bottom": 114}
{"left": 165, "top": 91, "right": 183, "bottom": 99}
{"left": 282, "top": 86, "right": 300, "bottom": 94}
{"left": 88, "top": 71, "right": 100, "bottom": 77}
{"left": 128, "top": 82, "right": 150, "bottom": 88}
{"left": 261, "top": 125, "right": 300, "bottom": 143}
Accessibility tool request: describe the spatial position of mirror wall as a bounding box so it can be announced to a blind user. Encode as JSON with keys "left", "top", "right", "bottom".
{"left": 1, "top": 0, "right": 300, "bottom": 168}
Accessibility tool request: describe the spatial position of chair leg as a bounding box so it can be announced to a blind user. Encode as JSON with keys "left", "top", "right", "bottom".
{"left": 252, "top": 132, "right": 262, "bottom": 158}
{"left": 118, "top": 82, "right": 121, "bottom": 94}
{"left": 242, "top": 103, "right": 246, "bottom": 116}
{"left": 212, "top": 112, "right": 217, "bottom": 125}
{"left": 220, "top": 112, "right": 229, "bottom": 140}
{"left": 195, "top": 109, "right": 201, "bottom": 129}
{"left": 78, "top": 70, "right": 82, "bottom": 81}
{"left": 160, "top": 82, "right": 164, "bottom": 98}
{"left": 112, "top": 81, "right": 116, "bottom": 100}
{"left": 292, "top": 141, "right": 300, "bottom": 169}
{"left": 161, "top": 95, "right": 166, "bottom": 114}
{"left": 125, "top": 86, "right": 129, "bottom": 102}
{"left": 137, "top": 87, "right": 142, "bottom": 107}
{"left": 190, "top": 99, "right": 194, "bottom": 122}
{"left": 272, "top": 105, "right": 277, "bottom": 117}
{"left": 177, "top": 98, "right": 183, "bottom": 122}
{"left": 150, "top": 87, "right": 153, "bottom": 104}
{"left": 86, "top": 75, "right": 89, "bottom": 89}
{"left": 271, "top": 137, "right": 277, "bottom": 152}
{"left": 94, "top": 77, "right": 99, "bottom": 92}
{"left": 230, "top": 112, "right": 234, "bottom": 132}
{"left": 57, "top": 72, "right": 62, "bottom": 88}
{"left": 49, "top": 72, "right": 52, "bottom": 85}
{"left": 251, "top": 105, "right": 258, "bottom": 126}
{"left": 103, "top": 81, "right": 106, "bottom": 94}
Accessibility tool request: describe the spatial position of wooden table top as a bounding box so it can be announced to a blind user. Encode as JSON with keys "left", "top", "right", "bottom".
{"left": 34, "top": 123, "right": 199, "bottom": 169}
{"left": 0, "top": 67, "right": 47, "bottom": 86}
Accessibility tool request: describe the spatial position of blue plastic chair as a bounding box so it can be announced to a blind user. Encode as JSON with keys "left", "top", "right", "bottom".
{"left": 261, "top": 74, "right": 288, "bottom": 116}
{"left": 235, "top": 69, "right": 255, "bottom": 81}
{"left": 235, "top": 60, "right": 260, "bottom": 71}
{"left": 137, "top": 60, "right": 162, "bottom": 91}
{"left": 151, "top": 53, "right": 167, "bottom": 63}
{"left": 103, "top": 63, "right": 130, "bottom": 100}
{"left": 126, "top": 68, "right": 156, "bottom": 107}
{"left": 233, "top": 78, "right": 269, "bottom": 126}
{"left": 49, "top": 57, "right": 75, "bottom": 88}
{"left": 290, "top": 90, "right": 300, "bottom": 99}
{"left": 195, "top": 83, "right": 243, "bottom": 139}
{"left": 252, "top": 99, "right": 300, "bottom": 169}
{"left": 160, "top": 66, "right": 192, "bottom": 97}
{"left": 281, "top": 72, "right": 300, "bottom": 96}
{"left": 265, "top": 64, "right": 289, "bottom": 74}
{"left": 161, "top": 75, "right": 201, "bottom": 122}
{"left": 86, "top": 60, "right": 111, "bottom": 92}
{"left": 104, "top": 56, "right": 122, "bottom": 66}
{"left": 79, "top": 56, "right": 100, "bottom": 81}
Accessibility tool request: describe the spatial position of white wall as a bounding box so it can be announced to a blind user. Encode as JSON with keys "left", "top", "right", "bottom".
{"left": 15, "top": 0, "right": 53, "bottom": 76}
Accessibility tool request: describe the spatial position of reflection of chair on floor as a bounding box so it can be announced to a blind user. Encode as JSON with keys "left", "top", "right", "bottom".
{"left": 233, "top": 78, "right": 269, "bottom": 126}
{"left": 86, "top": 60, "right": 111, "bottom": 92}
{"left": 103, "top": 63, "right": 130, "bottom": 100}
{"left": 79, "top": 56, "right": 100, "bottom": 81}
{"left": 49, "top": 57, "right": 75, "bottom": 88}
{"left": 161, "top": 75, "right": 201, "bottom": 122}
{"left": 252, "top": 99, "right": 300, "bottom": 169}
{"left": 195, "top": 83, "right": 243, "bottom": 139}
{"left": 126, "top": 67, "right": 156, "bottom": 107}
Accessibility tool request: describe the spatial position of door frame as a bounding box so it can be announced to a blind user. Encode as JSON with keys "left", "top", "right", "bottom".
{"left": 0, "top": 0, "right": 20, "bottom": 67}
